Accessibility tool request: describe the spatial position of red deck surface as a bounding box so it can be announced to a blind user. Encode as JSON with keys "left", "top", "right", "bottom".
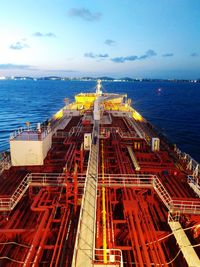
{"left": 0, "top": 113, "right": 199, "bottom": 266}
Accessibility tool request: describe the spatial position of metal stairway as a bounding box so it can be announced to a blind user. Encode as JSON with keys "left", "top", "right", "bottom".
{"left": 0, "top": 173, "right": 30, "bottom": 211}
{"left": 153, "top": 177, "right": 172, "bottom": 210}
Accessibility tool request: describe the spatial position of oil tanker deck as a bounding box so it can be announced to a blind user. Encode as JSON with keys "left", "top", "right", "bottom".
{"left": 0, "top": 80, "right": 199, "bottom": 267}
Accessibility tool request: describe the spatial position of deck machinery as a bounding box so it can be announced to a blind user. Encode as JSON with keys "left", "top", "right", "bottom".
{"left": 0, "top": 80, "right": 200, "bottom": 267}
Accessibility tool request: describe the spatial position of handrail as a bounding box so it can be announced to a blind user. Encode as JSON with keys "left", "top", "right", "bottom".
{"left": 0, "top": 152, "right": 11, "bottom": 174}
{"left": 98, "top": 175, "right": 153, "bottom": 187}
{"left": 153, "top": 176, "right": 172, "bottom": 210}
{"left": 10, "top": 113, "right": 71, "bottom": 141}
{"left": 187, "top": 175, "right": 200, "bottom": 197}
{"left": 54, "top": 125, "right": 87, "bottom": 139}
{"left": 171, "top": 199, "right": 200, "bottom": 214}
{"left": 175, "top": 148, "right": 200, "bottom": 177}
{"left": 30, "top": 173, "right": 86, "bottom": 186}
{"left": 0, "top": 173, "right": 86, "bottom": 211}
{"left": 0, "top": 173, "right": 200, "bottom": 215}
{"left": 93, "top": 248, "right": 123, "bottom": 267}
{"left": 0, "top": 198, "right": 11, "bottom": 210}
{"left": 100, "top": 127, "right": 138, "bottom": 139}
{"left": 10, "top": 127, "right": 51, "bottom": 141}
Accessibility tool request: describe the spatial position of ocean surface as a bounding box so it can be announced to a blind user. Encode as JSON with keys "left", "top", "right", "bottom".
{"left": 0, "top": 80, "right": 200, "bottom": 162}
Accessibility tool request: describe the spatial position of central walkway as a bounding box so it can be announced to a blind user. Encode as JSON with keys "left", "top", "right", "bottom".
{"left": 72, "top": 121, "right": 99, "bottom": 267}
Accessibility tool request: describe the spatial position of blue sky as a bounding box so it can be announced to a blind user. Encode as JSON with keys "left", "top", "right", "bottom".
{"left": 0, "top": 0, "right": 199, "bottom": 78}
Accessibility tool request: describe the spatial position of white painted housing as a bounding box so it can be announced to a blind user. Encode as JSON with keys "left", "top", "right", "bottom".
{"left": 84, "top": 133, "right": 92, "bottom": 151}
{"left": 10, "top": 132, "right": 52, "bottom": 166}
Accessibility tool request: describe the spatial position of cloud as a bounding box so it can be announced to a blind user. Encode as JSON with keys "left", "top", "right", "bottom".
{"left": 138, "top": 49, "right": 157, "bottom": 59}
{"left": 111, "top": 57, "right": 127, "bottom": 63}
{"left": 105, "top": 39, "right": 116, "bottom": 46}
{"left": 98, "top": 54, "right": 109, "bottom": 58}
{"left": 111, "top": 56, "right": 137, "bottom": 63}
{"left": 33, "top": 32, "right": 56, "bottom": 37}
{"left": 68, "top": 8, "right": 101, "bottom": 21}
{"left": 162, "top": 53, "right": 174, "bottom": 57}
{"left": 9, "top": 41, "right": 29, "bottom": 50}
{"left": 84, "top": 52, "right": 109, "bottom": 59}
{"left": 84, "top": 49, "right": 157, "bottom": 63}
{"left": 0, "top": 64, "right": 36, "bottom": 70}
{"left": 84, "top": 52, "right": 96, "bottom": 58}
{"left": 111, "top": 49, "right": 157, "bottom": 63}
{"left": 190, "top": 52, "right": 199, "bottom": 57}
{"left": 46, "top": 69, "right": 78, "bottom": 73}
{"left": 126, "top": 55, "right": 138, "bottom": 61}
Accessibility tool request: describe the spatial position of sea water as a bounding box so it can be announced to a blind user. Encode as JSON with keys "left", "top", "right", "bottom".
{"left": 0, "top": 80, "right": 199, "bottom": 162}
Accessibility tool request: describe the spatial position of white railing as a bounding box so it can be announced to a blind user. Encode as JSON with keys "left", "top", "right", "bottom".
{"left": 153, "top": 176, "right": 172, "bottom": 210}
{"left": 185, "top": 154, "right": 199, "bottom": 177}
{"left": 98, "top": 174, "right": 153, "bottom": 187}
{"left": 0, "top": 152, "right": 11, "bottom": 174}
{"left": 187, "top": 175, "right": 200, "bottom": 197}
{"left": 93, "top": 248, "right": 123, "bottom": 267}
{"left": 0, "top": 172, "right": 86, "bottom": 211}
{"left": 10, "top": 125, "right": 34, "bottom": 139}
{"left": 30, "top": 173, "right": 66, "bottom": 186}
{"left": 0, "top": 198, "right": 11, "bottom": 210}
{"left": 29, "top": 173, "right": 86, "bottom": 187}
{"left": 175, "top": 148, "right": 200, "bottom": 178}
{"left": 54, "top": 126, "right": 82, "bottom": 139}
{"left": 100, "top": 127, "right": 138, "bottom": 139}
{"left": 97, "top": 174, "right": 200, "bottom": 214}
{"left": 10, "top": 126, "right": 51, "bottom": 141}
{"left": 10, "top": 113, "right": 71, "bottom": 141}
{"left": 0, "top": 173, "right": 200, "bottom": 215}
{"left": 171, "top": 199, "right": 200, "bottom": 214}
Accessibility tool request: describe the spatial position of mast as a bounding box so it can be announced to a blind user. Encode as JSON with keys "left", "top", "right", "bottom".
{"left": 96, "top": 79, "right": 102, "bottom": 96}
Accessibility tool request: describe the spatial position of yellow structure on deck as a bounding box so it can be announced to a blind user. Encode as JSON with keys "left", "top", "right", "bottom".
{"left": 68, "top": 84, "right": 144, "bottom": 123}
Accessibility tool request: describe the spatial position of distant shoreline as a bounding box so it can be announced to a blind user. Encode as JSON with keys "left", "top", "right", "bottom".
{"left": 0, "top": 76, "right": 199, "bottom": 83}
